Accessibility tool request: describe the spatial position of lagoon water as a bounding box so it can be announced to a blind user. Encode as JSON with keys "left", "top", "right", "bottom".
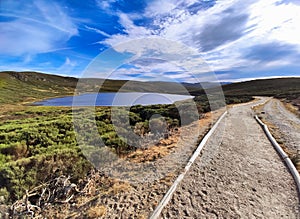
{"left": 34, "top": 92, "right": 193, "bottom": 107}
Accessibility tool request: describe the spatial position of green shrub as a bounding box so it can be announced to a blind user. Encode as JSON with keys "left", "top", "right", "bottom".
{"left": 0, "top": 187, "right": 9, "bottom": 204}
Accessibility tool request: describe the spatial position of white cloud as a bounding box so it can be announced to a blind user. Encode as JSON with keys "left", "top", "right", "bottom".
{"left": 145, "top": 0, "right": 178, "bottom": 17}
{"left": 102, "top": 0, "right": 251, "bottom": 71}
{"left": 217, "top": 0, "right": 300, "bottom": 70}
{"left": 109, "top": 0, "right": 299, "bottom": 72}
{"left": 223, "top": 75, "right": 300, "bottom": 83}
{"left": 102, "top": 13, "right": 153, "bottom": 46}
{"left": 158, "top": 0, "right": 300, "bottom": 74}
{"left": 58, "top": 57, "right": 77, "bottom": 74}
{"left": 84, "top": 25, "right": 110, "bottom": 38}
{"left": 98, "top": 35, "right": 216, "bottom": 82}
{"left": 95, "top": 0, "right": 300, "bottom": 81}
{"left": 247, "top": 0, "right": 300, "bottom": 45}
{"left": 0, "top": 0, "right": 78, "bottom": 56}
{"left": 96, "top": 0, "right": 117, "bottom": 12}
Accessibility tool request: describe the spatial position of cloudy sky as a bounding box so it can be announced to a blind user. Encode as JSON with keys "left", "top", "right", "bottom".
{"left": 1, "top": 0, "right": 300, "bottom": 82}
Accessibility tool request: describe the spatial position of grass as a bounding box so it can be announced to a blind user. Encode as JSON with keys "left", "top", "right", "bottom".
{"left": 0, "top": 71, "right": 76, "bottom": 104}
{"left": 0, "top": 103, "right": 198, "bottom": 202}
{"left": 0, "top": 106, "right": 88, "bottom": 201}
{"left": 0, "top": 104, "right": 215, "bottom": 204}
{"left": 109, "top": 181, "right": 132, "bottom": 195}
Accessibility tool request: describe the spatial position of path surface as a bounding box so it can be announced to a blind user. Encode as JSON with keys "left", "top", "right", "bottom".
{"left": 262, "top": 98, "right": 300, "bottom": 153}
{"left": 160, "top": 98, "right": 299, "bottom": 218}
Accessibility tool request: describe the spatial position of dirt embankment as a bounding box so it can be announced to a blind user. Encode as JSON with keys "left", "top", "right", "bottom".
{"left": 257, "top": 98, "right": 300, "bottom": 174}
{"left": 261, "top": 99, "right": 300, "bottom": 153}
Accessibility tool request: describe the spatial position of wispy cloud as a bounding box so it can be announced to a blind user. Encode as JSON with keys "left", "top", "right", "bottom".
{"left": 95, "top": 0, "right": 117, "bottom": 13}
{"left": 101, "top": 13, "right": 152, "bottom": 46}
{"left": 1, "top": 0, "right": 300, "bottom": 81}
{"left": 0, "top": 0, "right": 78, "bottom": 56}
{"left": 56, "top": 57, "right": 78, "bottom": 75}
{"left": 99, "top": 0, "right": 300, "bottom": 81}
{"left": 144, "top": 0, "right": 178, "bottom": 17}
{"left": 84, "top": 25, "right": 111, "bottom": 38}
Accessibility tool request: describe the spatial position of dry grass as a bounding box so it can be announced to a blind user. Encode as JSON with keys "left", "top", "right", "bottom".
{"left": 159, "top": 173, "right": 176, "bottom": 186}
{"left": 254, "top": 100, "right": 300, "bottom": 188}
{"left": 0, "top": 104, "right": 26, "bottom": 115}
{"left": 261, "top": 117, "right": 300, "bottom": 175}
{"left": 108, "top": 181, "right": 132, "bottom": 195}
{"left": 86, "top": 205, "right": 107, "bottom": 218}
{"left": 252, "top": 104, "right": 263, "bottom": 112}
{"left": 252, "top": 97, "right": 272, "bottom": 113}
{"left": 282, "top": 101, "right": 300, "bottom": 118}
{"left": 126, "top": 143, "right": 177, "bottom": 163}
{"left": 198, "top": 111, "right": 214, "bottom": 127}
{"left": 126, "top": 112, "right": 215, "bottom": 164}
{"left": 262, "top": 119, "right": 293, "bottom": 155}
{"left": 138, "top": 214, "right": 147, "bottom": 219}
{"left": 125, "top": 128, "right": 180, "bottom": 163}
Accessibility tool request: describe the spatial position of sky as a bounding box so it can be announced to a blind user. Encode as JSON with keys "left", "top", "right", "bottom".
{"left": 1, "top": 0, "right": 300, "bottom": 82}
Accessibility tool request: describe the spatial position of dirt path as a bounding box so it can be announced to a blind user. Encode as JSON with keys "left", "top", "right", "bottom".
{"left": 262, "top": 98, "right": 300, "bottom": 153}
{"left": 160, "top": 98, "right": 299, "bottom": 218}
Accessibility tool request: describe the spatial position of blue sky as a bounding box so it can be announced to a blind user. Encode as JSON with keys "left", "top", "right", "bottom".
{"left": 1, "top": 0, "right": 300, "bottom": 82}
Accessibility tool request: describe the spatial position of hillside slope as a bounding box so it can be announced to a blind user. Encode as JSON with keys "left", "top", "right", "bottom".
{"left": 1, "top": 71, "right": 299, "bottom": 105}
{"left": 222, "top": 78, "right": 300, "bottom": 97}
{"left": 0, "top": 71, "right": 202, "bottom": 104}
{"left": 0, "top": 71, "right": 77, "bottom": 104}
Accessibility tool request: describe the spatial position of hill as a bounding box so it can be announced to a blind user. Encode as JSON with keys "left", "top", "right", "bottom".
{"left": 220, "top": 78, "right": 300, "bottom": 109}
{"left": 0, "top": 71, "right": 299, "bottom": 105}
{"left": 222, "top": 78, "right": 300, "bottom": 97}
{"left": 0, "top": 71, "right": 203, "bottom": 104}
{"left": 0, "top": 71, "right": 77, "bottom": 104}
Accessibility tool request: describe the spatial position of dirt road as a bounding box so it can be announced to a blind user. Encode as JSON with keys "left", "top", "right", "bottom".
{"left": 160, "top": 98, "right": 299, "bottom": 218}
{"left": 262, "top": 98, "right": 300, "bottom": 153}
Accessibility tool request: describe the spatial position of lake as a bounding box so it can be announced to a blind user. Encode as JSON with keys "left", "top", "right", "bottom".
{"left": 34, "top": 92, "right": 193, "bottom": 106}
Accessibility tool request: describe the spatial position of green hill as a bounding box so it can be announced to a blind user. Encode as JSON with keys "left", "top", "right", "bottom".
{"left": 0, "top": 71, "right": 200, "bottom": 104}
{"left": 222, "top": 78, "right": 300, "bottom": 97}
{"left": 0, "top": 71, "right": 77, "bottom": 104}
{"left": 1, "top": 71, "right": 299, "bottom": 105}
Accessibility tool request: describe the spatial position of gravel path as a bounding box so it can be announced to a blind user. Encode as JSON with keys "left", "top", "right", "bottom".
{"left": 262, "top": 98, "right": 300, "bottom": 153}
{"left": 160, "top": 98, "right": 299, "bottom": 218}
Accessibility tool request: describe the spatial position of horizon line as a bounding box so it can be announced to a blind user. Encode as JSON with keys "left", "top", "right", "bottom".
{"left": 1, "top": 70, "right": 300, "bottom": 84}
